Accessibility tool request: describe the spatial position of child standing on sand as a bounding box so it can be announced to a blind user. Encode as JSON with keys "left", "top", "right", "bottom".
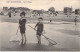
{"left": 19, "top": 11, "right": 26, "bottom": 45}
{"left": 74, "top": 16, "right": 77, "bottom": 25}
{"left": 35, "top": 17, "right": 44, "bottom": 45}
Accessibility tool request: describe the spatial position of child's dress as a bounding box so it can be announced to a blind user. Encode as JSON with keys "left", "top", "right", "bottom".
{"left": 19, "top": 18, "right": 26, "bottom": 33}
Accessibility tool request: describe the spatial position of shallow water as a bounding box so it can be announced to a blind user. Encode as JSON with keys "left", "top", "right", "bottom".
{"left": 0, "top": 22, "right": 80, "bottom": 51}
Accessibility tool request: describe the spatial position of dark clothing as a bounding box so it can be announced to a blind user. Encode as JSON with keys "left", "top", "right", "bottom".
{"left": 74, "top": 18, "right": 77, "bottom": 22}
{"left": 35, "top": 22, "right": 44, "bottom": 36}
{"left": 75, "top": 19, "right": 77, "bottom": 22}
{"left": 9, "top": 14, "right": 11, "bottom": 18}
{"left": 19, "top": 18, "right": 26, "bottom": 33}
{"left": 8, "top": 12, "right": 11, "bottom": 18}
{"left": 50, "top": 20, "right": 52, "bottom": 22}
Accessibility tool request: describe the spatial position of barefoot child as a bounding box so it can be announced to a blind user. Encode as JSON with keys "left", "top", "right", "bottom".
{"left": 19, "top": 11, "right": 26, "bottom": 45}
{"left": 35, "top": 17, "right": 44, "bottom": 45}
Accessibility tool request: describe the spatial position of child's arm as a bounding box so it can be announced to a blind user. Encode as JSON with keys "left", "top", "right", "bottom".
{"left": 35, "top": 23, "right": 38, "bottom": 28}
{"left": 19, "top": 19, "right": 21, "bottom": 27}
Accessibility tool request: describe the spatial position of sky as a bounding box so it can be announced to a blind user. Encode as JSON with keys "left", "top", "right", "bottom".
{"left": 0, "top": 0, "right": 80, "bottom": 11}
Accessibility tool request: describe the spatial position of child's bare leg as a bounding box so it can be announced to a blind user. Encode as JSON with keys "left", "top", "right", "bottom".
{"left": 24, "top": 33, "right": 26, "bottom": 44}
{"left": 36, "top": 35, "right": 39, "bottom": 43}
{"left": 36, "top": 35, "right": 41, "bottom": 44}
{"left": 21, "top": 33, "right": 24, "bottom": 44}
{"left": 22, "top": 33, "right": 26, "bottom": 44}
{"left": 39, "top": 36, "right": 41, "bottom": 44}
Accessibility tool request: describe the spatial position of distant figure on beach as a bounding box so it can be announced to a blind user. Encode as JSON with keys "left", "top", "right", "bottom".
{"left": 19, "top": 11, "right": 26, "bottom": 45}
{"left": 35, "top": 17, "right": 44, "bottom": 45}
{"left": 74, "top": 16, "right": 77, "bottom": 25}
{"left": 8, "top": 11, "right": 11, "bottom": 18}
{"left": 50, "top": 18, "right": 52, "bottom": 22}
{"left": 13, "top": 11, "right": 16, "bottom": 16}
{"left": 50, "top": 20, "right": 52, "bottom": 22}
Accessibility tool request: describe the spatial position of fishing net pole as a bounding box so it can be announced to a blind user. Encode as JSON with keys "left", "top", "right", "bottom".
{"left": 28, "top": 25, "right": 57, "bottom": 46}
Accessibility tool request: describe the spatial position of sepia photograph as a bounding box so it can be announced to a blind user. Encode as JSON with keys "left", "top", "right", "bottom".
{"left": 0, "top": 0, "right": 80, "bottom": 51}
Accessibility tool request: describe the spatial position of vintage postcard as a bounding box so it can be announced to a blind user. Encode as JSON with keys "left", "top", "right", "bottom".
{"left": 0, "top": 0, "right": 80, "bottom": 51}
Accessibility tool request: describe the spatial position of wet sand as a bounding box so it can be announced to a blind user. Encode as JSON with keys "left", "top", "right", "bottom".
{"left": 0, "top": 22, "right": 80, "bottom": 51}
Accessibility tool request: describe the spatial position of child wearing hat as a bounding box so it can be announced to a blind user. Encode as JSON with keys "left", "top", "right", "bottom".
{"left": 19, "top": 11, "right": 27, "bottom": 45}
{"left": 35, "top": 17, "right": 44, "bottom": 45}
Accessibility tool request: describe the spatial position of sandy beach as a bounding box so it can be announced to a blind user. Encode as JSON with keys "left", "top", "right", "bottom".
{"left": 0, "top": 21, "right": 80, "bottom": 51}
{"left": 0, "top": 14, "right": 80, "bottom": 51}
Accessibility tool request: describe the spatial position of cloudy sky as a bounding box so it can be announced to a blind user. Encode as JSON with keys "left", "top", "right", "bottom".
{"left": 0, "top": 0, "right": 80, "bottom": 11}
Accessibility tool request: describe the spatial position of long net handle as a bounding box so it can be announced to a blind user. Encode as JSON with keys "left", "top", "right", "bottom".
{"left": 28, "top": 25, "right": 52, "bottom": 40}
{"left": 28, "top": 25, "right": 46, "bottom": 37}
{"left": 28, "top": 25, "right": 57, "bottom": 45}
